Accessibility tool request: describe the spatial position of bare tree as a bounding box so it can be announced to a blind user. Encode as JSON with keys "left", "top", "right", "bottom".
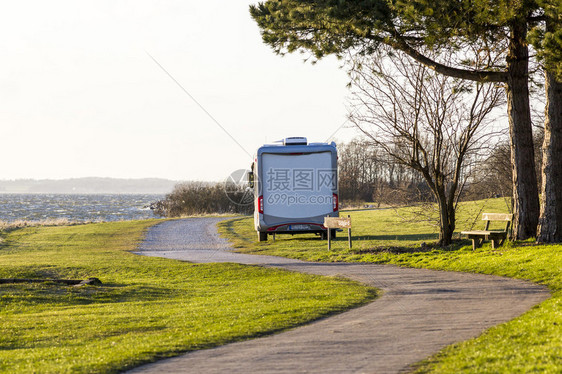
{"left": 349, "top": 51, "right": 505, "bottom": 245}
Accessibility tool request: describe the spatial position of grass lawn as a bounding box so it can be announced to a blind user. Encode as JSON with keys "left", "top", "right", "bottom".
{"left": 218, "top": 198, "right": 562, "bottom": 373}
{"left": 0, "top": 220, "right": 377, "bottom": 374}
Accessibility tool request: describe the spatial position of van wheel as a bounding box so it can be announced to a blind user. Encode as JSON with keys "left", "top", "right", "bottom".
{"left": 258, "top": 232, "right": 268, "bottom": 242}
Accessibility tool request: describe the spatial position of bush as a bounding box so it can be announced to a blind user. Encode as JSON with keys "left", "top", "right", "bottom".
{"left": 152, "top": 182, "right": 254, "bottom": 217}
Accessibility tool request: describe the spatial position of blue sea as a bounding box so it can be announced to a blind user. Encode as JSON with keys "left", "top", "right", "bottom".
{"left": 0, "top": 194, "right": 164, "bottom": 223}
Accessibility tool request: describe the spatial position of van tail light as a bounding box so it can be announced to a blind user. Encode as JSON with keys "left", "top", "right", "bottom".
{"left": 258, "top": 195, "right": 264, "bottom": 214}
{"left": 333, "top": 193, "right": 339, "bottom": 211}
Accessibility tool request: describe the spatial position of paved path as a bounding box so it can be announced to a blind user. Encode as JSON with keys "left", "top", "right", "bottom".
{"left": 130, "top": 218, "right": 550, "bottom": 374}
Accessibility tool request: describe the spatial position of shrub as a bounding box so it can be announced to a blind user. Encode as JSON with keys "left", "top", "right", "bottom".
{"left": 152, "top": 182, "right": 254, "bottom": 217}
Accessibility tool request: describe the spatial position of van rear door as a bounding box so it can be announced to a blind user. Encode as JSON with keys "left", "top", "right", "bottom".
{"left": 261, "top": 151, "right": 335, "bottom": 222}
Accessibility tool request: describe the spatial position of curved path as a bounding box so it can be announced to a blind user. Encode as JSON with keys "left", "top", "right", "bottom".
{"left": 130, "top": 218, "right": 549, "bottom": 374}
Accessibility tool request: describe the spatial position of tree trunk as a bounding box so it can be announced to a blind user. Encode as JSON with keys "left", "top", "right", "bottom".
{"left": 537, "top": 71, "right": 562, "bottom": 242}
{"left": 436, "top": 188, "right": 454, "bottom": 246}
{"left": 505, "top": 22, "right": 540, "bottom": 240}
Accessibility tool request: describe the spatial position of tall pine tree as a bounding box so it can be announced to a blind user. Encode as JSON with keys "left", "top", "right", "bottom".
{"left": 250, "top": 0, "right": 561, "bottom": 240}
{"left": 531, "top": 0, "right": 562, "bottom": 242}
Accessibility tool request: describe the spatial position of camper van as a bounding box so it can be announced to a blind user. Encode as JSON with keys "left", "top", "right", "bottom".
{"left": 250, "top": 137, "right": 338, "bottom": 242}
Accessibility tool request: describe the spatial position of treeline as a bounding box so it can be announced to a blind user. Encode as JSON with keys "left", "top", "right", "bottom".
{"left": 339, "top": 133, "right": 544, "bottom": 207}
{"left": 338, "top": 140, "right": 428, "bottom": 206}
{"left": 465, "top": 130, "right": 544, "bottom": 202}
{"left": 0, "top": 177, "right": 177, "bottom": 194}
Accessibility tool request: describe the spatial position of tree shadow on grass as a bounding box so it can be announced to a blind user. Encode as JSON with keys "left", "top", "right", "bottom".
{"left": 349, "top": 233, "right": 439, "bottom": 242}
{"left": 0, "top": 282, "right": 180, "bottom": 307}
{"left": 347, "top": 237, "right": 471, "bottom": 254}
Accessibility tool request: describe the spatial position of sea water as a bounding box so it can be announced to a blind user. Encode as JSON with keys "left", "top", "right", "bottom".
{"left": 0, "top": 194, "right": 163, "bottom": 223}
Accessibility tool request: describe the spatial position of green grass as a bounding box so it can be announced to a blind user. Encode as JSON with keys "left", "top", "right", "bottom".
{"left": 218, "top": 198, "right": 562, "bottom": 373}
{"left": 220, "top": 197, "right": 513, "bottom": 261}
{"left": 0, "top": 220, "right": 377, "bottom": 373}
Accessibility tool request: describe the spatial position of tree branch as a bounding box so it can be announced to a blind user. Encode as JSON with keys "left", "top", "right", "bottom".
{"left": 365, "top": 33, "right": 509, "bottom": 83}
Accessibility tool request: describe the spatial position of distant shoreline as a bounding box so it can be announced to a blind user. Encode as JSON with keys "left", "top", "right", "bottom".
{"left": 0, "top": 177, "right": 179, "bottom": 195}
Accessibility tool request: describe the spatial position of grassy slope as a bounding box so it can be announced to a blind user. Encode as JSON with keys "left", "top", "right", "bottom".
{"left": 218, "top": 198, "right": 562, "bottom": 373}
{"left": 0, "top": 220, "right": 377, "bottom": 374}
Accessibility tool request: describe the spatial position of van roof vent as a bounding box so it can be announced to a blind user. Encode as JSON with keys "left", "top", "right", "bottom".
{"left": 283, "top": 137, "right": 308, "bottom": 146}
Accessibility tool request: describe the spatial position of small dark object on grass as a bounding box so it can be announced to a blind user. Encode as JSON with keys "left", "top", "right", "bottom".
{"left": 0, "top": 277, "right": 102, "bottom": 286}
{"left": 76, "top": 278, "right": 102, "bottom": 287}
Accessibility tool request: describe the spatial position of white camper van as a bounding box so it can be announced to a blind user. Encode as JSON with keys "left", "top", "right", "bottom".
{"left": 250, "top": 137, "right": 338, "bottom": 242}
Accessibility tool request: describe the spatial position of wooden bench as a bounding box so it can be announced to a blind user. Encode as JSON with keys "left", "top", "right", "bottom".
{"left": 461, "top": 213, "right": 513, "bottom": 250}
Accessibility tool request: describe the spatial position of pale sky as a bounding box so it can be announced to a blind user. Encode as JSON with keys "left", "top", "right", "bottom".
{"left": 0, "top": 0, "right": 355, "bottom": 181}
